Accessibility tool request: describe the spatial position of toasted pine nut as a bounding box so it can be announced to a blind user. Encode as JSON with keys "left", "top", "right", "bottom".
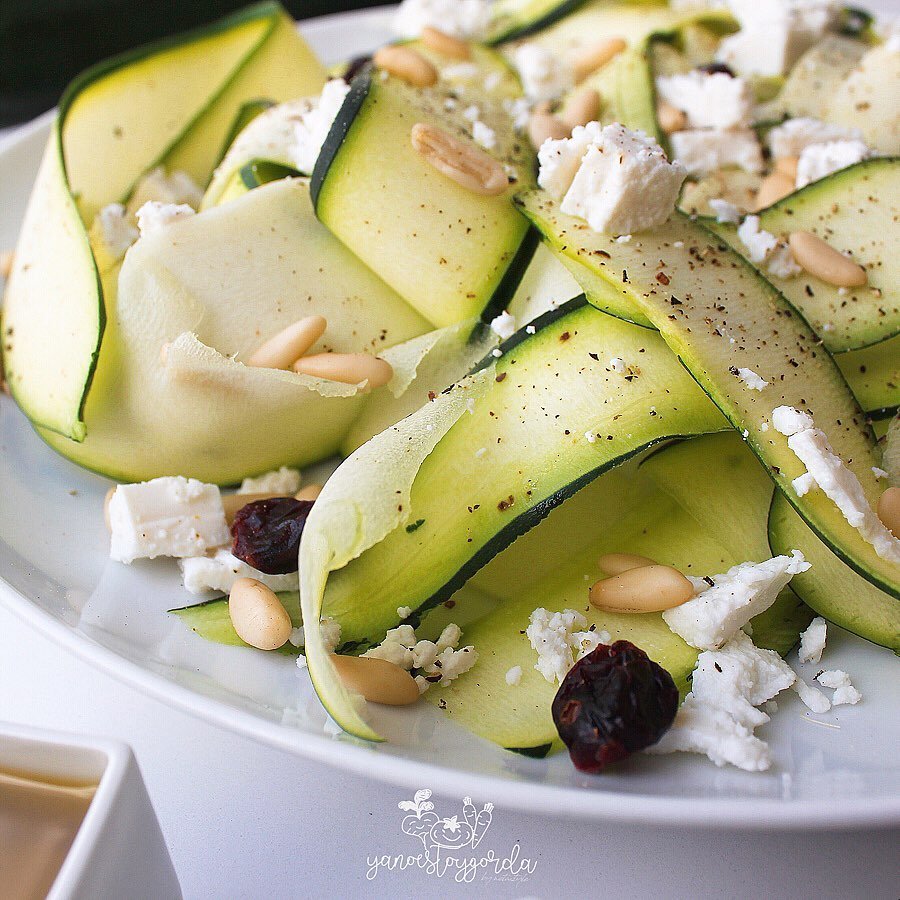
{"left": 103, "top": 486, "right": 116, "bottom": 531}
{"left": 774, "top": 155, "right": 799, "bottom": 181}
{"left": 788, "top": 231, "right": 867, "bottom": 288}
{"left": 222, "top": 491, "right": 286, "bottom": 525}
{"left": 754, "top": 171, "right": 795, "bottom": 211}
{"left": 527, "top": 111, "right": 571, "bottom": 149}
{"left": 420, "top": 26, "right": 471, "bottom": 60}
{"left": 373, "top": 45, "right": 438, "bottom": 87}
{"left": 599, "top": 552, "right": 657, "bottom": 576}
{"left": 572, "top": 37, "right": 627, "bottom": 83}
{"left": 656, "top": 100, "right": 687, "bottom": 135}
{"left": 228, "top": 577, "right": 293, "bottom": 650}
{"left": 561, "top": 87, "right": 601, "bottom": 129}
{"left": 293, "top": 352, "right": 394, "bottom": 388}
{"left": 0, "top": 250, "right": 13, "bottom": 278}
{"left": 590, "top": 565, "right": 695, "bottom": 613}
{"left": 877, "top": 486, "right": 900, "bottom": 538}
{"left": 410, "top": 122, "right": 508, "bottom": 195}
{"left": 331, "top": 654, "right": 420, "bottom": 705}
{"left": 295, "top": 484, "right": 322, "bottom": 502}
{"left": 246, "top": 315, "right": 327, "bottom": 370}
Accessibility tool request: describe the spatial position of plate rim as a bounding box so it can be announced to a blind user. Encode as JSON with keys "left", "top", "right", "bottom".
{"left": 1, "top": 6, "right": 899, "bottom": 832}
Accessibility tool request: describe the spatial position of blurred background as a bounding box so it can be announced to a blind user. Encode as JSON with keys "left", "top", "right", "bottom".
{"left": 0, "top": 1, "right": 393, "bottom": 125}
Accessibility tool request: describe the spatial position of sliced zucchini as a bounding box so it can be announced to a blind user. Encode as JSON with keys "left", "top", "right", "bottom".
{"left": 516, "top": 191, "right": 899, "bottom": 598}
{"left": 402, "top": 39, "right": 522, "bottom": 100}
{"left": 708, "top": 158, "right": 900, "bottom": 353}
{"left": 215, "top": 159, "right": 301, "bottom": 205}
{"left": 837, "top": 334, "right": 900, "bottom": 417}
{"left": 311, "top": 72, "right": 535, "bottom": 328}
{"left": 216, "top": 98, "right": 275, "bottom": 168}
{"left": 485, "top": 0, "right": 587, "bottom": 45}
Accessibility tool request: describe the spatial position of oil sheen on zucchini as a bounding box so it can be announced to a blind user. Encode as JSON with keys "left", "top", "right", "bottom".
{"left": 517, "top": 191, "right": 899, "bottom": 599}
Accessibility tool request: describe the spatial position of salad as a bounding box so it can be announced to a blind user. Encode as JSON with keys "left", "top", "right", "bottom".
{"left": 1, "top": 0, "right": 898, "bottom": 776}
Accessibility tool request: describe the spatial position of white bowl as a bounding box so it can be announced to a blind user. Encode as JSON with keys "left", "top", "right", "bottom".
{"left": 0, "top": 722, "right": 180, "bottom": 899}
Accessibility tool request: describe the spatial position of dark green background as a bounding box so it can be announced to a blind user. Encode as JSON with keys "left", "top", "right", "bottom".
{"left": 0, "top": 1, "right": 391, "bottom": 124}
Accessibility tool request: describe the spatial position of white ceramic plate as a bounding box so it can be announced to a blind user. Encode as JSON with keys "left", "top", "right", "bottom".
{"left": 1, "top": 6, "right": 898, "bottom": 831}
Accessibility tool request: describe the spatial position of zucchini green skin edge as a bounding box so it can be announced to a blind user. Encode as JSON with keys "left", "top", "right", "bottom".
{"left": 484, "top": 0, "right": 588, "bottom": 45}
{"left": 517, "top": 191, "right": 900, "bottom": 599}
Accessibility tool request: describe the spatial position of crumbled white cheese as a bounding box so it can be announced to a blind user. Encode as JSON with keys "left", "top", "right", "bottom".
{"left": 709, "top": 198, "right": 742, "bottom": 224}
{"left": 238, "top": 466, "right": 301, "bottom": 495}
{"left": 794, "top": 676, "right": 831, "bottom": 712}
{"left": 526, "top": 608, "right": 605, "bottom": 684}
{"left": 615, "top": 234, "right": 632, "bottom": 243}
{"left": 669, "top": 128, "right": 763, "bottom": 175}
{"left": 129, "top": 167, "right": 203, "bottom": 211}
{"left": 609, "top": 356, "right": 626, "bottom": 372}
{"left": 655, "top": 71, "right": 754, "bottom": 129}
{"left": 735, "top": 367, "right": 770, "bottom": 391}
{"left": 767, "top": 243, "right": 802, "bottom": 279}
{"left": 96, "top": 203, "right": 138, "bottom": 258}
{"left": 538, "top": 122, "right": 685, "bottom": 234}
{"left": 514, "top": 43, "right": 574, "bottom": 102}
{"left": 585, "top": 431, "right": 597, "bottom": 443}
{"left": 665, "top": 552, "right": 809, "bottom": 650}
{"left": 872, "top": 466, "right": 889, "bottom": 480}
{"left": 397, "top": 605, "right": 413, "bottom": 619}
{"left": 441, "top": 62, "right": 480, "bottom": 83}
{"left": 291, "top": 79, "right": 351, "bottom": 174}
{"left": 463, "top": 104, "right": 481, "bottom": 122}
{"left": 772, "top": 405, "right": 900, "bottom": 561}
{"left": 816, "top": 670, "right": 862, "bottom": 705}
{"left": 798, "top": 615, "right": 827, "bottom": 664}
{"left": 649, "top": 631, "right": 795, "bottom": 770}
{"left": 108, "top": 476, "right": 230, "bottom": 564}
{"left": 503, "top": 96, "right": 531, "bottom": 132}
{"left": 525, "top": 324, "right": 536, "bottom": 334}
{"left": 393, "top": 0, "right": 491, "bottom": 38}
{"left": 473, "top": 117, "right": 498, "bottom": 146}
{"left": 795, "top": 139, "right": 871, "bottom": 188}
{"left": 505, "top": 665, "right": 523, "bottom": 686}
{"left": 290, "top": 617, "right": 341, "bottom": 653}
{"left": 767, "top": 118, "right": 864, "bottom": 159}
{"left": 737, "top": 215, "right": 778, "bottom": 263}
{"left": 135, "top": 201, "right": 195, "bottom": 237}
{"left": 489, "top": 310, "right": 516, "bottom": 340}
{"left": 179, "top": 548, "right": 298, "bottom": 595}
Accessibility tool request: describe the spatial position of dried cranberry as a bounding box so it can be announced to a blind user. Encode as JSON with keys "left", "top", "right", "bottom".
{"left": 231, "top": 497, "right": 313, "bottom": 575}
{"left": 697, "top": 62, "right": 735, "bottom": 78}
{"left": 342, "top": 55, "right": 373, "bottom": 83}
{"left": 552, "top": 641, "right": 678, "bottom": 774}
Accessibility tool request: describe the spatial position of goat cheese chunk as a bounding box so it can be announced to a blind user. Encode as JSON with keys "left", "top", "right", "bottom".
{"left": 290, "top": 617, "right": 341, "bottom": 653}
{"left": 669, "top": 128, "right": 763, "bottom": 175}
{"left": 772, "top": 406, "right": 900, "bottom": 562}
{"left": 238, "top": 466, "right": 301, "bottom": 495}
{"left": 795, "top": 139, "right": 871, "bottom": 188}
{"left": 489, "top": 310, "right": 516, "bottom": 339}
{"left": 108, "top": 476, "right": 230, "bottom": 564}
{"left": 128, "top": 167, "right": 203, "bottom": 212}
{"left": 472, "top": 120, "right": 497, "bottom": 150}
{"left": 514, "top": 43, "right": 573, "bottom": 102}
{"left": 664, "top": 552, "right": 810, "bottom": 650}
{"left": 793, "top": 676, "right": 831, "bottom": 712}
{"left": 292, "top": 79, "right": 351, "bottom": 174}
{"left": 648, "top": 632, "right": 795, "bottom": 770}
{"left": 393, "top": 0, "right": 491, "bottom": 39}
{"left": 135, "top": 201, "right": 195, "bottom": 237}
{"left": 539, "top": 122, "right": 685, "bottom": 234}
{"left": 526, "top": 608, "right": 608, "bottom": 684}
{"left": 709, "top": 198, "right": 742, "bottom": 224}
{"left": 737, "top": 215, "right": 778, "bottom": 263}
{"left": 95, "top": 204, "right": 138, "bottom": 259}
{"left": 816, "top": 670, "right": 862, "bottom": 705}
{"left": 655, "top": 71, "right": 754, "bottom": 129}
{"left": 178, "top": 548, "right": 298, "bottom": 595}
{"left": 767, "top": 118, "right": 864, "bottom": 159}
{"left": 798, "top": 615, "right": 827, "bottom": 664}
{"left": 735, "top": 367, "right": 770, "bottom": 391}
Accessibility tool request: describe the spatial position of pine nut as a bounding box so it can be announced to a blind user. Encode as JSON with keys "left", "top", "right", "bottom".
{"left": 528, "top": 111, "right": 571, "bottom": 149}
{"left": 222, "top": 491, "right": 286, "bottom": 525}
{"left": 754, "top": 171, "right": 795, "bottom": 211}
{"left": 561, "top": 87, "right": 601, "bottom": 129}
{"left": 246, "top": 315, "right": 327, "bottom": 370}
{"left": 877, "top": 486, "right": 900, "bottom": 537}
{"left": 411, "top": 122, "right": 508, "bottom": 195}
{"left": 373, "top": 45, "right": 438, "bottom": 87}
{"left": 103, "top": 486, "right": 116, "bottom": 532}
{"left": 656, "top": 100, "right": 686, "bottom": 135}
{"left": 295, "top": 484, "right": 322, "bottom": 502}
{"left": 293, "top": 352, "right": 394, "bottom": 388}
{"left": 788, "top": 231, "right": 867, "bottom": 287}
{"left": 572, "top": 37, "right": 627, "bottom": 83}
{"left": 331, "top": 654, "right": 420, "bottom": 705}
{"left": 228, "top": 577, "right": 293, "bottom": 650}
{"left": 0, "top": 250, "right": 13, "bottom": 278}
{"left": 590, "top": 565, "right": 695, "bottom": 613}
{"left": 774, "top": 155, "right": 799, "bottom": 181}
{"left": 420, "top": 26, "right": 471, "bottom": 60}
{"left": 598, "top": 552, "right": 657, "bottom": 576}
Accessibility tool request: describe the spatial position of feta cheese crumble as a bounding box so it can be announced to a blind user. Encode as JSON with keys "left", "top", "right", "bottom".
{"left": 526, "top": 608, "right": 608, "bottom": 684}
{"left": 291, "top": 79, "right": 351, "bottom": 174}
{"left": 664, "top": 552, "right": 809, "bottom": 650}
{"left": 766, "top": 243, "right": 802, "bottom": 279}
{"left": 669, "top": 128, "right": 763, "bottom": 175}
{"left": 238, "top": 466, "right": 301, "bottom": 495}
{"left": 798, "top": 616, "right": 827, "bottom": 664}
{"left": 128, "top": 167, "right": 203, "bottom": 212}
{"left": 135, "top": 201, "right": 195, "bottom": 237}
{"left": 709, "top": 198, "right": 743, "bottom": 224}
{"left": 655, "top": 71, "right": 754, "bottom": 130}
{"left": 108, "top": 476, "right": 230, "bottom": 564}
{"left": 290, "top": 617, "right": 341, "bottom": 653}
{"left": 735, "top": 367, "right": 770, "bottom": 391}
{"left": 179, "top": 548, "right": 298, "bottom": 595}
{"left": 95, "top": 203, "right": 138, "bottom": 258}
{"left": 772, "top": 406, "right": 900, "bottom": 562}
{"left": 648, "top": 631, "right": 795, "bottom": 771}
{"left": 513, "top": 43, "right": 574, "bottom": 102}
{"left": 505, "top": 665, "right": 523, "bottom": 686}
{"left": 393, "top": 0, "right": 491, "bottom": 39}
{"left": 794, "top": 676, "right": 831, "bottom": 713}
{"left": 489, "top": 310, "right": 516, "bottom": 340}
{"left": 816, "top": 670, "right": 862, "bottom": 705}
{"left": 397, "top": 605, "right": 413, "bottom": 619}
{"left": 795, "top": 139, "right": 871, "bottom": 188}
{"left": 471, "top": 120, "right": 497, "bottom": 149}
{"left": 538, "top": 122, "right": 686, "bottom": 235}
{"left": 767, "top": 118, "right": 864, "bottom": 159}
{"left": 737, "top": 215, "right": 778, "bottom": 263}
